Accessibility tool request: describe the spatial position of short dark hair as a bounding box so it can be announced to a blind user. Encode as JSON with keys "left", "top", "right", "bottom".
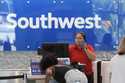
{"left": 75, "top": 32, "right": 86, "bottom": 41}
{"left": 40, "top": 54, "right": 58, "bottom": 71}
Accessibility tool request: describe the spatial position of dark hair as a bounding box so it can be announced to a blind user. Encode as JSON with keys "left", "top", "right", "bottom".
{"left": 75, "top": 32, "right": 86, "bottom": 41}
{"left": 40, "top": 54, "right": 58, "bottom": 71}
{"left": 118, "top": 37, "right": 125, "bottom": 55}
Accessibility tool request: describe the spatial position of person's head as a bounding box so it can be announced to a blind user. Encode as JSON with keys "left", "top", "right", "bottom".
{"left": 75, "top": 32, "right": 86, "bottom": 46}
{"left": 40, "top": 54, "right": 58, "bottom": 76}
{"left": 118, "top": 37, "right": 125, "bottom": 55}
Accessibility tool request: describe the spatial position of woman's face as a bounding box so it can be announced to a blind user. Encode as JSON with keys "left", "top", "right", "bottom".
{"left": 75, "top": 33, "right": 85, "bottom": 46}
{"left": 45, "top": 66, "right": 54, "bottom": 76}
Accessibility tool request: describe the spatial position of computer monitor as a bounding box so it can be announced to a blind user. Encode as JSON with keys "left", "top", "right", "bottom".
{"left": 41, "top": 43, "right": 69, "bottom": 58}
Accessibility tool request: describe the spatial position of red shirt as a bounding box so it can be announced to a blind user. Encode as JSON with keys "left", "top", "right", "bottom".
{"left": 68, "top": 44, "right": 96, "bottom": 75}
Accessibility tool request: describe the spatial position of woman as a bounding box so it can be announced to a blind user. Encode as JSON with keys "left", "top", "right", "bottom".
{"left": 69, "top": 32, "right": 96, "bottom": 83}
{"left": 111, "top": 37, "right": 125, "bottom": 83}
{"left": 40, "top": 54, "right": 88, "bottom": 83}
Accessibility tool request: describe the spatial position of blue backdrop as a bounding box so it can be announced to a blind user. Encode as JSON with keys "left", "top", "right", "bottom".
{"left": 0, "top": 0, "right": 117, "bottom": 51}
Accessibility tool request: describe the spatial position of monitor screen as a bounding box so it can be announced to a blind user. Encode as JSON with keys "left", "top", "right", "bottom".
{"left": 41, "top": 43, "right": 69, "bottom": 58}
